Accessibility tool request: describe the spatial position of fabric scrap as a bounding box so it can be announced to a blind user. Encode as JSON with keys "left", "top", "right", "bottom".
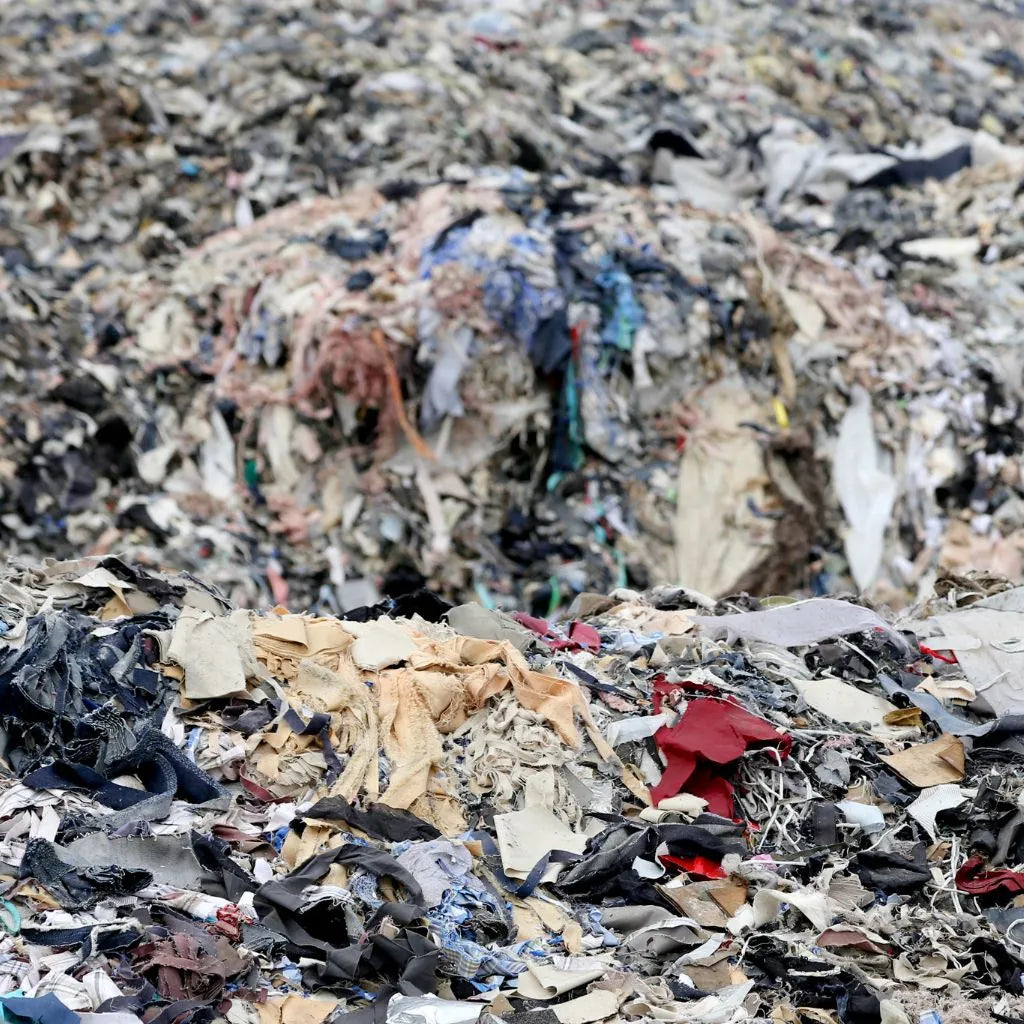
{"left": 650, "top": 695, "right": 791, "bottom": 814}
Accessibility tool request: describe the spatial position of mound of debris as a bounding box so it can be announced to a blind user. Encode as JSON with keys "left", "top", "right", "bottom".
{"left": 4, "top": 0, "right": 1024, "bottom": 609}
{"left": 1, "top": 559, "right": 1024, "bottom": 1023}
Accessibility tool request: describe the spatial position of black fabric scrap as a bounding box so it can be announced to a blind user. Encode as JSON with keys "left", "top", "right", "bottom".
{"left": 218, "top": 699, "right": 279, "bottom": 736}
{"left": 555, "top": 822, "right": 650, "bottom": 894}
{"left": 253, "top": 843, "right": 437, "bottom": 991}
{"left": 851, "top": 844, "right": 931, "bottom": 894}
{"left": 558, "top": 817, "right": 744, "bottom": 897}
{"left": 98, "top": 557, "right": 190, "bottom": 604}
{"left": 191, "top": 831, "right": 258, "bottom": 903}
{"left": 20, "top": 838, "right": 152, "bottom": 909}
{"left": 529, "top": 307, "right": 572, "bottom": 374}
{"left": 346, "top": 269, "right": 374, "bottom": 291}
{"left": 302, "top": 797, "right": 441, "bottom": 842}
{"left": 323, "top": 229, "right": 389, "bottom": 261}
{"left": 647, "top": 127, "right": 703, "bottom": 158}
{"left": 340, "top": 589, "right": 453, "bottom": 624}
{"left": 858, "top": 145, "right": 972, "bottom": 190}
{"left": 666, "top": 980, "right": 712, "bottom": 1001}
{"left": 807, "top": 802, "right": 840, "bottom": 847}
{"left": 661, "top": 816, "right": 747, "bottom": 857}
{"left": 554, "top": 818, "right": 742, "bottom": 910}
{"left": 741, "top": 946, "right": 880, "bottom": 1024}
{"left": 391, "top": 590, "right": 453, "bottom": 621}
{"left": 970, "top": 936, "right": 1024, "bottom": 994}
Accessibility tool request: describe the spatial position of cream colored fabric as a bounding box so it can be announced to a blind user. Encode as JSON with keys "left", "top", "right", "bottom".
{"left": 251, "top": 614, "right": 354, "bottom": 676}
{"left": 248, "top": 614, "right": 629, "bottom": 830}
{"left": 243, "top": 658, "right": 378, "bottom": 801}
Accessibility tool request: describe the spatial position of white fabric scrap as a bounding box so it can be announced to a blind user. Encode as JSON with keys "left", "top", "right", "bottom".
{"left": 906, "top": 784, "right": 966, "bottom": 841}
{"left": 833, "top": 387, "right": 896, "bottom": 591}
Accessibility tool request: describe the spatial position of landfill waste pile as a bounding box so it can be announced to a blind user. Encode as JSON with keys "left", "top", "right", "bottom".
{"left": 5, "top": 0, "right": 1024, "bottom": 608}
{"left": 3, "top": 559, "right": 1024, "bottom": 1024}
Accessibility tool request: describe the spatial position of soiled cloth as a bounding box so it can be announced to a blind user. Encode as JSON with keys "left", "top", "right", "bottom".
{"left": 376, "top": 668, "right": 451, "bottom": 828}
{"left": 649, "top": 693, "right": 791, "bottom": 815}
{"left": 294, "top": 660, "right": 379, "bottom": 800}
{"left": 252, "top": 615, "right": 417, "bottom": 676}
{"left": 253, "top": 845, "right": 438, "bottom": 991}
{"left": 249, "top": 615, "right": 627, "bottom": 826}
{"left": 956, "top": 856, "right": 1024, "bottom": 903}
{"left": 375, "top": 636, "right": 617, "bottom": 831}
{"left": 408, "top": 636, "right": 612, "bottom": 753}
{"left": 244, "top": 659, "right": 379, "bottom": 801}
{"left": 443, "top": 695, "right": 583, "bottom": 824}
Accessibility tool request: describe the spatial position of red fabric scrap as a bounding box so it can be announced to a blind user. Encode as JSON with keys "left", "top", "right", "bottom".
{"left": 214, "top": 904, "right": 242, "bottom": 940}
{"left": 512, "top": 614, "right": 601, "bottom": 652}
{"left": 567, "top": 620, "right": 601, "bottom": 651}
{"left": 650, "top": 697, "right": 791, "bottom": 817}
{"left": 919, "top": 644, "right": 958, "bottom": 665}
{"left": 659, "top": 855, "right": 727, "bottom": 880}
{"left": 514, "top": 612, "right": 552, "bottom": 639}
{"left": 955, "top": 855, "right": 1024, "bottom": 900}
{"left": 239, "top": 771, "right": 292, "bottom": 803}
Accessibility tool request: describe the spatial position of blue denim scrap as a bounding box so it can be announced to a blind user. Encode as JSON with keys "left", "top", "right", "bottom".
{"left": 426, "top": 882, "right": 531, "bottom": 980}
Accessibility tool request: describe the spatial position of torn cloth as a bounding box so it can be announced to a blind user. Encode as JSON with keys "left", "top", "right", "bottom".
{"left": 956, "top": 856, "right": 1024, "bottom": 903}
{"left": 252, "top": 843, "right": 438, "bottom": 991}
{"left": 649, "top": 694, "right": 790, "bottom": 815}
{"left": 511, "top": 615, "right": 601, "bottom": 652}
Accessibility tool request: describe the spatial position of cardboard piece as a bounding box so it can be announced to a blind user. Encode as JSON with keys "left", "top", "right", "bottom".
{"left": 879, "top": 734, "right": 965, "bottom": 787}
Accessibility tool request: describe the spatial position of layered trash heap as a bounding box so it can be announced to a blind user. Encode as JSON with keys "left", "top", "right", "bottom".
{"left": 1, "top": 559, "right": 1024, "bottom": 1024}
{"left": 4, "top": 0, "right": 1024, "bottom": 609}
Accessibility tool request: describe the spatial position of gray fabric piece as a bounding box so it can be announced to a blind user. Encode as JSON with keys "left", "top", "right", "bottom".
{"left": 445, "top": 605, "right": 534, "bottom": 652}
{"left": 79, "top": 1014, "right": 146, "bottom": 1024}
{"left": 976, "top": 587, "right": 1024, "bottom": 613}
{"left": 933, "top": 606, "right": 1024, "bottom": 716}
{"left": 395, "top": 840, "right": 473, "bottom": 908}
{"left": 421, "top": 327, "right": 473, "bottom": 430}
{"left": 599, "top": 905, "right": 677, "bottom": 932}
{"left": 694, "top": 599, "right": 907, "bottom": 651}
{"left": 59, "top": 834, "right": 202, "bottom": 890}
